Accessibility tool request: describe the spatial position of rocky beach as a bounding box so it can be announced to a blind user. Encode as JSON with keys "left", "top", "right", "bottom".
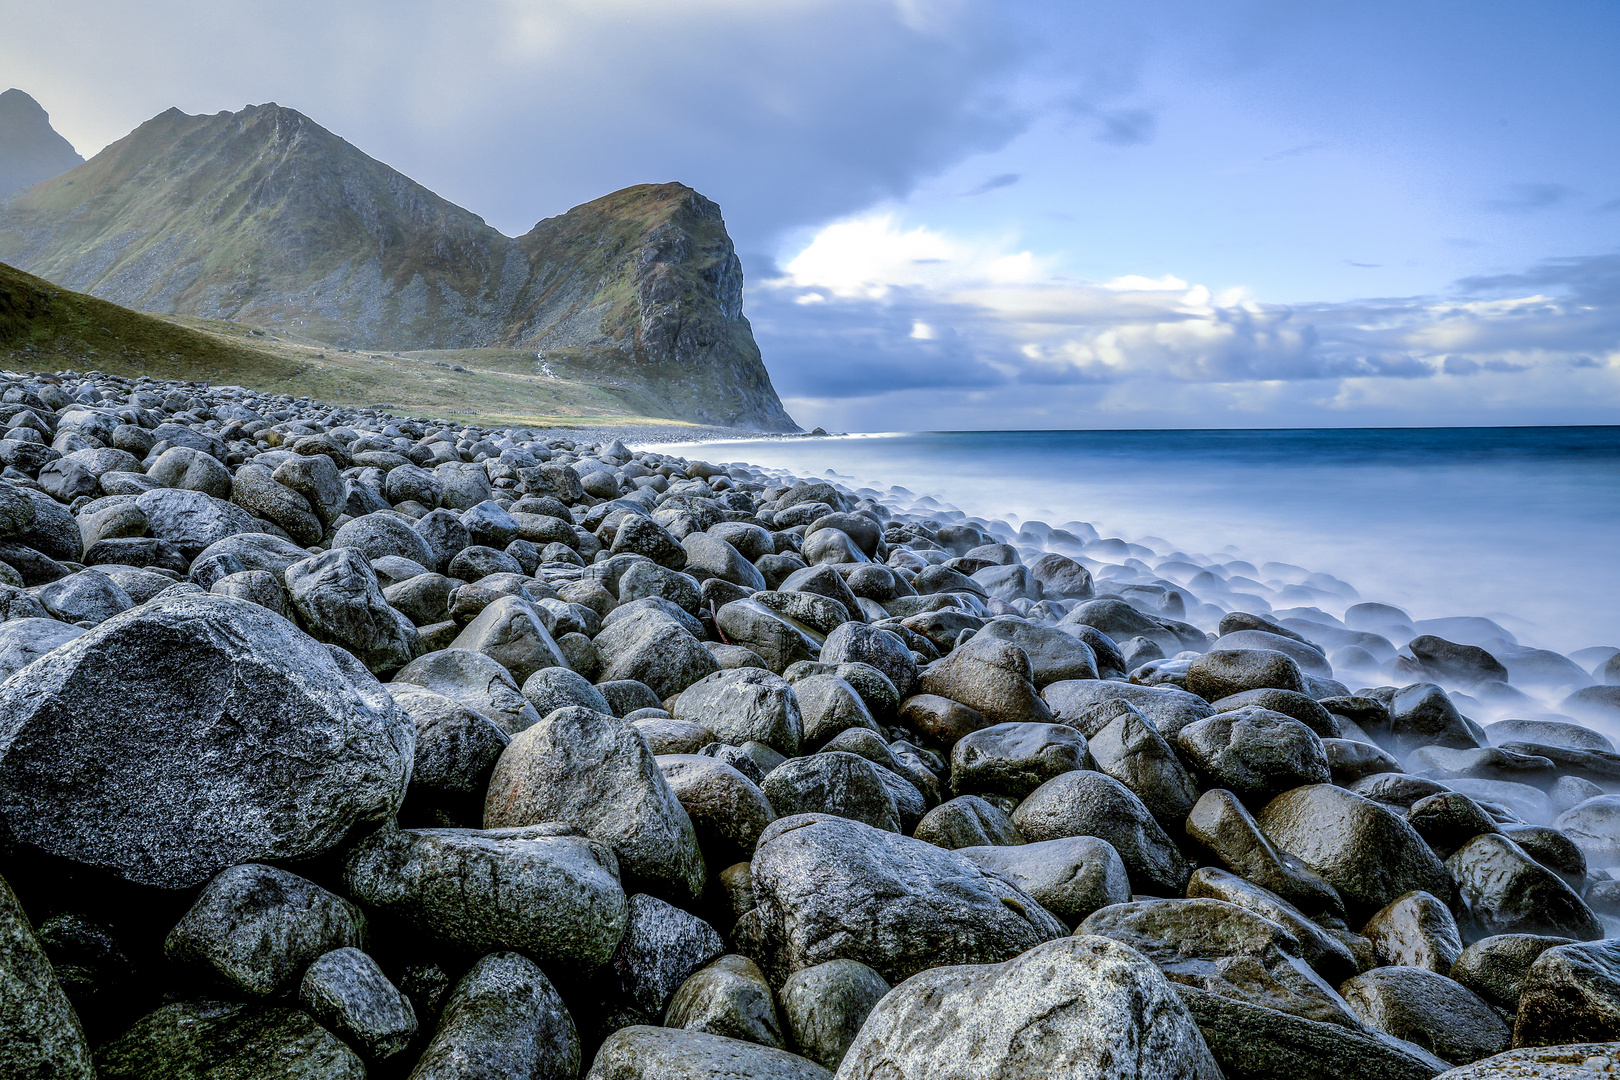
{"left": 0, "top": 370, "right": 1616, "bottom": 1079}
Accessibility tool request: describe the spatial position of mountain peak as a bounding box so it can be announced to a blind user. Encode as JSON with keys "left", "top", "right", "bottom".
{"left": 0, "top": 89, "right": 83, "bottom": 200}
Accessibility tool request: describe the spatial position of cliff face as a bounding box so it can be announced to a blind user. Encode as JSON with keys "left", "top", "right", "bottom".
{"left": 0, "top": 89, "right": 84, "bottom": 200}
{"left": 0, "top": 103, "right": 796, "bottom": 430}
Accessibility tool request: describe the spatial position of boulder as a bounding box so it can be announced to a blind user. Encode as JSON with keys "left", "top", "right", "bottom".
{"left": 608, "top": 893, "right": 726, "bottom": 1017}
{"left": 837, "top": 935, "right": 1221, "bottom": 1080}
{"left": 1086, "top": 700, "right": 1200, "bottom": 828}
{"left": 449, "top": 594, "right": 566, "bottom": 685}
{"left": 1446, "top": 833, "right": 1602, "bottom": 941}
{"left": 912, "top": 794, "right": 1023, "bottom": 850}
{"left": 95, "top": 1000, "right": 364, "bottom": 1080}
{"left": 658, "top": 754, "right": 776, "bottom": 860}
{"left": 483, "top": 706, "right": 706, "bottom": 901}
{"left": 1449, "top": 933, "right": 1574, "bottom": 1013}
{"left": 747, "top": 813, "right": 1065, "bottom": 985}
{"left": 716, "top": 599, "right": 823, "bottom": 673}
{"left": 410, "top": 951, "right": 579, "bottom": 1080}
{"left": 664, "top": 953, "right": 783, "bottom": 1049}
{"left": 392, "top": 648, "right": 541, "bottom": 734}
{"left": 955, "top": 836, "right": 1130, "bottom": 927}
{"left": 1363, "top": 891, "right": 1464, "bottom": 973}
{"left": 0, "top": 595, "right": 413, "bottom": 888}
{"left": 779, "top": 959, "right": 889, "bottom": 1072}
{"left": 595, "top": 605, "right": 721, "bottom": 699}
{"left": 1513, "top": 939, "right": 1620, "bottom": 1048}
{"left": 760, "top": 752, "right": 900, "bottom": 833}
{"left": 917, "top": 636, "right": 1052, "bottom": 725}
{"left": 673, "top": 668, "right": 802, "bottom": 757}
{"left": 1340, "top": 966, "right": 1510, "bottom": 1066}
{"left": 135, "top": 487, "right": 260, "bottom": 559}
{"left": 1186, "top": 649, "right": 1308, "bottom": 701}
{"left": 1011, "top": 770, "right": 1191, "bottom": 895}
{"left": 1042, "top": 679, "right": 1215, "bottom": 740}
{"left": 164, "top": 864, "right": 367, "bottom": 998}
{"left": 298, "top": 948, "right": 417, "bottom": 1061}
{"left": 586, "top": 1026, "right": 832, "bottom": 1080}
{"left": 0, "top": 871, "right": 93, "bottom": 1080}
{"left": 1178, "top": 706, "right": 1331, "bottom": 805}
{"left": 284, "top": 548, "right": 419, "bottom": 675}
{"left": 950, "top": 722, "right": 1087, "bottom": 799}
{"left": 343, "top": 823, "right": 626, "bottom": 967}
{"left": 1256, "top": 784, "right": 1450, "bottom": 918}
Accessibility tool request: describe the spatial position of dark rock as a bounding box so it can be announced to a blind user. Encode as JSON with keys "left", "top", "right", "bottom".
{"left": 956, "top": 836, "right": 1130, "bottom": 927}
{"left": 1513, "top": 939, "right": 1620, "bottom": 1048}
{"left": 1011, "top": 770, "right": 1190, "bottom": 895}
{"left": 664, "top": 953, "right": 783, "bottom": 1049}
{"left": 1449, "top": 933, "right": 1574, "bottom": 1013}
{"left": 1186, "top": 649, "right": 1308, "bottom": 702}
{"left": 673, "top": 668, "right": 802, "bottom": 756}
{"left": 96, "top": 1000, "right": 364, "bottom": 1080}
{"left": 1185, "top": 867, "right": 1357, "bottom": 983}
{"left": 298, "top": 947, "right": 416, "bottom": 1061}
{"left": 343, "top": 823, "right": 626, "bottom": 966}
{"left": 950, "top": 721, "right": 1087, "bottom": 799}
{"left": 747, "top": 813, "right": 1065, "bottom": 985}
{"left": 1408, "top": 635, "right": 1509, "bottom": 685}
{"left": 1339, "top": 966, "right": 1510, "bottom": 1066}
{"left": 410, "top": 951, "right": 579, "bottom": 1080}
{"left": 1212, "top": 688, "right": 1340, "bottom": 738}
{"left": 596, "top": 604, "right": 721, "bottom": 698}
{"left": 586, "top": 1025, "right": 832, "bottom": 1080}
{"left": 1446, "top": 833, "right": 1602, "bottom": 941}
{"left": 779, "top": 959, "right": 889, "bottom": 1072}
{"left": 1186, "top": 788, "right": 1347, "bottom": 921}
{"left": 285, "top": 547, "right": 419, "bottom": 675}
{"left": 393, "top": 648, "right": 540, "bottom": 734}
{"left": 484, "top": 706, "right": 706, "bottom": 901}
{"left": 917, "top": 635, "right": 1052, "bottom": 725}
{"left": 1362, "top": 890, "right": 1463, "bottom": 973}
{"left": 1043, "top": 679, "right": 1214, "bottom": 740}
{"left": 819, "top": 621, "right": 916, "bottom": 697}
{"left": 0, "top": 871, "right": 93, "bottom": 1080}
{"left": 1177, "top": 706, "right": 1331, "bottom": 805}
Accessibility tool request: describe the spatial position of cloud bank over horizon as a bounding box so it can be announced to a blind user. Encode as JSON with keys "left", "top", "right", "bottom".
{"left": 752, "top": 215, "right": 1620, "bottom": 429}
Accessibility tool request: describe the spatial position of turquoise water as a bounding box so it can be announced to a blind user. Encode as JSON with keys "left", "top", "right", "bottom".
{"left": 651, "top": 427, "right": 1620, "bottom": 657}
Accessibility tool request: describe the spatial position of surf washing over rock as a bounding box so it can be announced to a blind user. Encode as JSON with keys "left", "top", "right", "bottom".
{"left": 0, "top": 367, "right": 1615, "bottom": 1078}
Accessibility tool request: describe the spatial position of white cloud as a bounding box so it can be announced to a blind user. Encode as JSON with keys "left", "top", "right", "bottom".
{"left": 754, "top": 217, "right": 1620, "bottom": 427}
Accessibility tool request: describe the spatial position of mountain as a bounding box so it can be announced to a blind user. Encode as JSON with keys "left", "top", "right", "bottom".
{"left": 0, "top": 103, "right": 796, "bottom": 430}
{"left": 0, "top": 89, "right": 84, "bottom": 199}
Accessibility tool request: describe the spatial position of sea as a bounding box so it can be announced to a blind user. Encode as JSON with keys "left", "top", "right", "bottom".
{"left": 650, "top": 427, "right": 1620, "bottom": 666}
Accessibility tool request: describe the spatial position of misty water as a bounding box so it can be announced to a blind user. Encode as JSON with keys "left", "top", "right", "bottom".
{"left": 655, "top": 426, "right": 1620, "bottom": 719}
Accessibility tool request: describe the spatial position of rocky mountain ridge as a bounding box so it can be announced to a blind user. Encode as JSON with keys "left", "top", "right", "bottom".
{"left": 0, "top": 89, "right": 84, "bottom": 200}
{"left": 0, "top": 102, "right": 795, "bottom": 430}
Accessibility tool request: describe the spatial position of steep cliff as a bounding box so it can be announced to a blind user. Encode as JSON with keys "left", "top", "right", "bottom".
{"left": 0, "top": 102, "right": 796, "bottom": 430}
{"left": 0, "top": 89, "right": 84, "bottom": 200}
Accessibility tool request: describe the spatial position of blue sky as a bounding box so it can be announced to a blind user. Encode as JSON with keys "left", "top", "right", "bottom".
{"left": 3, "top": 0, "right": 1618, "bottom": 429}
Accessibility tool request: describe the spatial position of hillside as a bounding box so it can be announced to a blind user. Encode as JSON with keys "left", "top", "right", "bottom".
{"left": 0, "top": 261, "right": 701, "bottom": 428}
{"left": 0, "top": 89, "right": 84, "bottom": 199}
{"left": 0, "top": 102, "right": 796, "bottom": 430}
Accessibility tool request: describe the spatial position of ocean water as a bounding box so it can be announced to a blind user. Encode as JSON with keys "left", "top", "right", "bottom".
{"left": 652, "top": 427, "right": 1620, "bottom": 662}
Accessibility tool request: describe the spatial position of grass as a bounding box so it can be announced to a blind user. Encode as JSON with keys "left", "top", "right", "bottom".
{"left": 0, "top": 260, "right": 706, "bottom": 429}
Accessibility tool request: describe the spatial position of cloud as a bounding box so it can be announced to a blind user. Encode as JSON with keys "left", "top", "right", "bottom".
{"left": 753, "top": 214, "right": 1620, "bottom": 427}
{"left": 961, "top": 172, "right": 1022, "bottom": 196}
{"left": 1485, "top": 182, "right": 1572, "bottom": 213}
{"left": 0, "top": 1, "right": 1162, "bottom": 246}
{"left": 1092, "top": 107, "right": 1158, "bottom": 145}
{"left": 1263, "top": 142, "right": 1325, "bottom": 162}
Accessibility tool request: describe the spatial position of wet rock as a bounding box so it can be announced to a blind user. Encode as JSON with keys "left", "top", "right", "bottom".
{"left": 484, "top": 706, "right": 706, "bottom": 901}
{"left": 1513, "top": 939, "right": 1620, "bottom": 1048}
{"left": 0, "top": 871, "right": 93, "bottom": 1080}
{"left": 748, "top": 813, "right": 1065, "bottom": 985}
{"left": 1363, "top": 890, "right": 1464, "bottom": 973}
{"left": 1408, "top": 635, "right": 1509, "bottom": 685}
{"left": 1340, "top": 966, "right": 1510, "bottom": 1066}
{"left": 0, "top": 595, "right": 412, "bottom": 888}
{"left": 664, "top": 953, "right": 783, "bottom": 1048}
{"left": 956, "top": 836, "right": 1130, "bottom": 926}
{"left": 1177, "top": 706, "right": 1330, "bottom": 805}
{"left": 951, "top": 721, "right": 1087, "bottom": 799}
{"left": 913, "top": 794, "right": 1023, "bottom": 849}
{"left": 793, "top": 674, "right": 882, "bottom": 750}
{"left": 1500, "top": 824, "right": 1587, "bottom": 892}
{"left": 1043, "top": 678, "right": 1215, "bottom": 740}
{"left": 673, "top": 667, "right": 802, "bottom": 756}
{"left": 1186, "top": 648, "right": 1308, "bottom": 701}
{"left": 837, "top": 935, "right": 1221, "bottom": 1080}
{"left": 298, "top": 947, "right": 416, "bottom": 1061}
{"left": 1378, "top": 683, "right": 1483, "bottom": 755}
{"left": 165, "top": 863, "right": 367, "bottom": 998}
{"left": 136, "top": 487, "right": 260, "bottom": 559}
{"left": 410, "top": 951, "right": 579, "bottom": 1080}
{"left": 1446, "top": 833, "right": 1602, "bottom": 941}
{"left": 659, "top": 754, "right": 776, "bottom": 860}
{"left": 1449, "top": 933, "right": 1575, "bottom": 1013}
{"left": 1185, "top": 788, "right": 1347, "bottom": 922}
{"left": 1553, "top": 794, "right": 1620, "bottom": 866}
{"left": 897, "top": 693, "right": 990, "bottom": 748}
{"left": 761, "top": 752, "right": 900, "bottom": 833}
{"left": 343, "top": 823, "right": 627, "bottom": 967}
{"left": 1432, "top": 1044, "right": 1620, "bottom": 1078}
{"left": 779, "top": 959, "right": 889, "bottom": 1072}
{"left": 1185, "top": 867, "right": 1357, "bottom": 983}
{"left": 819, "top": 621, "right": 916, "bottom": 696}
{"left": 1255, "top": 784, "right": 1449, "bottom": 918}
{"left": 1081, "top": 898, "right": 1359, "bottom": 1025}
{"left": 1212, "top": 687, "right": 1340, "bottom": 738}
{"left": 1011, "top": 770, "right": 1191, "bottom": 895}
{"left": 391, "top": 688, "right": 509, "bottom": 827}
{"left": 917, "top": 635, "right": 1052, "bottom": 725}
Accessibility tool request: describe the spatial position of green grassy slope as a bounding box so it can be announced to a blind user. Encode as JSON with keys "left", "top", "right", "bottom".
{"left": 0, "top": 261, "right": 700, "bottom": 428}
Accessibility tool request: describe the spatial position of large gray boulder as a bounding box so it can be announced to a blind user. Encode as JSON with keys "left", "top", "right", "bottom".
{"left": 449, "top": 594, "right": 566, "bottom": 686}
{"left": 837, "top": 935, "right": 1222, "bottom": 1080}
{"left": 1011, "top": 770, "right": 1191, "bottom": 895}
{"left": 0, "top": 595, "right": 413, "bottom": 888}
{"left": 779, "top": 959, "right": 890, "bottom": 1072}
{"left": 164, "top": 864, "right": 368, "bottom": 998}
{"left": 298, "top": 947, "right": 417, "bottom": 1061}
{"left": 393, "top": 648, "right": 541, "bottom": 734}
{"left": 594, "top": 605, "right": 721, "bottom": 699}
{"left": 954, "top": 837, "right": 1131, "bottom": 928}
{"left": 0, "top": 871, "right": 93, "bottom": 1080}
{"left": 1042, "top": 679, "right": 1215, "bottom": 740}
{"left": 135, "top": 487, "right": 261, "bottom": 559}
{"left": 285, "top": 548, "right": 419, "bottom": 675}
{"left": 410, "top": 951, "right": 579, "bottom": 1080}
{"left": 343, "top": 823, "right": 627, "bottom": 968}
{"left": 484, "top": 707, "right": 707, "bottom": 902}
{"left": 673, "top": 668, "right": 803, "bottom": 757}
{"left": 747, "top": 813, "right": 1066, "bottom": 985}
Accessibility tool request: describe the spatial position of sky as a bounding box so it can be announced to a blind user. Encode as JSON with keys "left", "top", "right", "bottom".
{"left": 2, "top": 0, "right": 1618, "bottom": 430}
